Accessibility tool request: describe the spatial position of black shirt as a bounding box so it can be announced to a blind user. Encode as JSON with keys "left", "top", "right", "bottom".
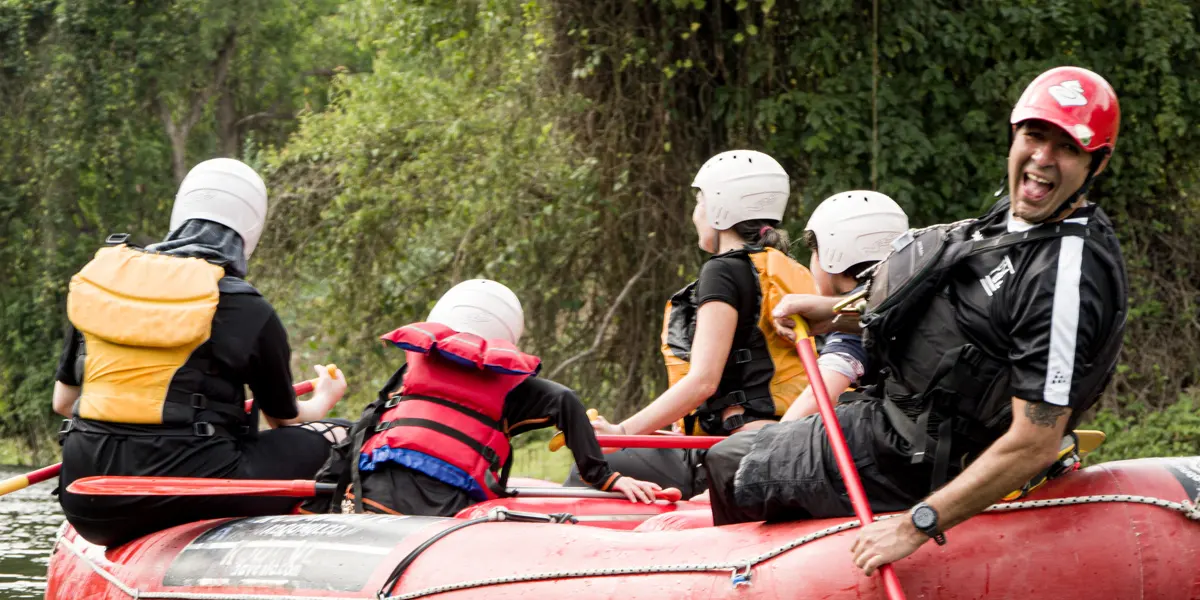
{"left": 949, "top": 203, "right": 1125, "bottom": 410}
{"left": 56, "top": 291, "right": 299, "bottom": 420}
{"left": 695, "top": 249, "right": 761, "bottom": 351}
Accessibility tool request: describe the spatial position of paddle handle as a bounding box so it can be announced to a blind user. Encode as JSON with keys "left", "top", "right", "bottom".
{"left": 793, "top": 322, "right": 907, "bottom": 600}
{"left": 291, "top": 364, "right": 339, "bottom": 397}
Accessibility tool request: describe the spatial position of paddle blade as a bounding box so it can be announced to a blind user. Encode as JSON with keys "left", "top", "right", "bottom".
{"left": 67, "top": 476, "right": 333, "bottom": 498}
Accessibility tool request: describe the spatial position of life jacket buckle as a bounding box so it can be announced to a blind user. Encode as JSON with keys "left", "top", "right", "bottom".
{"left": 910, "top": 450, "right": 926, "bottom": 464}
{"left": 375, "top": 420, "right": 392, "bottom": 433}
{"left": 480, "top": 446, "right": 501, "bottom": 471}
{"left": 385, "top": 395, "right": 402, "bottom": 409}
{"left": 733, "top": 349, "right": 753, "bottom": 364}
{"left": 104, "top": 233, "right": 130, "bottom": 245}
{"left": 722, "top": 413, "right": 747, "bottom": 433}
{"left": 58, "top": 419, "right": 76, "bottom": 435}
{"left": 193, "top": 422, "right": 216, "bottom": 437}
{"left": 191, "top": 393, "right": 208, "bottom": 409}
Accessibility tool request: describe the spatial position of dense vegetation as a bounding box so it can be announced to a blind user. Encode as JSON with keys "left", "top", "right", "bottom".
{"left": 2, "top": 0, "right": 1197, "bottom": 467}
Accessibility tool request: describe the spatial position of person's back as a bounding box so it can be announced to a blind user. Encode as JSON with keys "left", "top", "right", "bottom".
{"left": 567, "top": 150, "right": 815, "bottom": 498}
{"left": 54, "top": 159, "right": 348, "bottom": 547}
{"left": 303, "top": 280, "right": 663, "bottom": 516}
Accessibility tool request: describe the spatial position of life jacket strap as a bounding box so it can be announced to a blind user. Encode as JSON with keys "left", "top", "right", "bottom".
{"left": 373, "top": 417, "right": 504, "bottom": 473}
{"left": 58, "top": 417, "right": 244, "bottom": 439}
{"left": 383, "top": 394, "right": 502, "bottom": 431}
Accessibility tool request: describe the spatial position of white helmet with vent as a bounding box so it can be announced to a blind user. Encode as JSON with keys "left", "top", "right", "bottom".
{"left": 170, "top": 158, "right": 269, "bottom": 260}
{"left": 804, "top": 190, "right": 909, "bottom": 274}
{"left": 691, "top": 150, "right": 790, "bottom": 230}
{"left": 427, "top": 279, "right": 525, "bottom": 344}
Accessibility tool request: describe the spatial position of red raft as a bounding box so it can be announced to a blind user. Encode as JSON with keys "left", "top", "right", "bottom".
{"left": 45, "top": 457, "right": 1200, "bottom": 599}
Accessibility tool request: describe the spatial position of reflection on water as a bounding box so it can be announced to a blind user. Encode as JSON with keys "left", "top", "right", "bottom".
{"left": 0, "top": 465, "right": 62, "bottom": 599}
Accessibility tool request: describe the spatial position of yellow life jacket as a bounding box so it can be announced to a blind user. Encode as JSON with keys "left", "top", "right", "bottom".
{"left": 67, "top": 244, "right": 224, "bottom": 424}
{"left": 660, "top": 246, "right": 817, "bottom": 435}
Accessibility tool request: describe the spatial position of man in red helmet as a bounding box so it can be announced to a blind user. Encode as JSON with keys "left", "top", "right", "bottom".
{"left": 706, "top": 66, "right": 1129, "bottom": 574}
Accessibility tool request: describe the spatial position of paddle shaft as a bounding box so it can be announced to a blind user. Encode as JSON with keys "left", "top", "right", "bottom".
{"left": 795, "top": 331, "right": 907, "bottom": 600}
{"left": 3, "top": 371, "right": 332, "bottom": 499}
{"left": 507, "top": 486, "right": 682, "bottom": 502}
{"left": 594, "top": 435, "right": 722, "bottom": 450}
{"left": 0, "top": 463, "right": 62, "bottom": 496}
{"left": 69, "top": 476, "right": 683, "bottom": 502}
{"left": 68, "top": 476, "right": 337, "bottom": 497}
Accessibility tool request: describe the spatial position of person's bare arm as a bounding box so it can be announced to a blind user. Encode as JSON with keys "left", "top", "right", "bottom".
{"left": 852, "top": 397, "right": 1069, "bottom": 575}
{"left": 922, "top": 398, "right": 1069, "bottom": 529}
{"left": 52, "top": 382, "right": 81, "bottom": 418}
{"left": 600, "top": 302, "right": 737, "bottom": 435}
{"left": 771, "top": 294, "right": 858, "bottom": 340}
{"left": 779, "top": 369, "right": 852, "bottom": 422}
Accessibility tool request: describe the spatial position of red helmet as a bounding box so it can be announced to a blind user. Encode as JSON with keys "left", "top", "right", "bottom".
{"left": 1010, "top": 66, "right": 1120, "bottom": 154}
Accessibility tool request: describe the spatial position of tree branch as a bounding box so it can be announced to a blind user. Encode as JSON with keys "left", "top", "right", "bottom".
{"left": 233, "top": 111, "right": 295, "bottom": 128}
{"left": 183, "top": 26, "right": 238, "bottom": 134}
{"left": 547, "top": 255, "right": 654, "bottom": 380}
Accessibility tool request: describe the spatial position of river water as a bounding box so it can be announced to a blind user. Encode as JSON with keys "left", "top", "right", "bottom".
{"left": 0, "top": 466, "right": 60, "bottom": 599}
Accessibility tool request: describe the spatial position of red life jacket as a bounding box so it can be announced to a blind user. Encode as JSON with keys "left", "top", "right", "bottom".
{"left": 360, "top": 322, "right": 541, "bottom": 500}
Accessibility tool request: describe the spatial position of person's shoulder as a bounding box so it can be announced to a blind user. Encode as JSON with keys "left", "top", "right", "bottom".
{"left": 215, "top": 283, "right": 278, "bottom": 328}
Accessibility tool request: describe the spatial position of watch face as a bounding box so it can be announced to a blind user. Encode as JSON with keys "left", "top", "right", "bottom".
{"left": 912, "top": 505, "right": 937, "bottom": 530}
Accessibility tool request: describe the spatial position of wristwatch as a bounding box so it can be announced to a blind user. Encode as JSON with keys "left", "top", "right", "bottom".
{"left": 910, "top": 502, "right": 946, "bottom": 546}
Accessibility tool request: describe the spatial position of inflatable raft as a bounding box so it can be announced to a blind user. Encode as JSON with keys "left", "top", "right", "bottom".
{"left": 45, "top": 457, "right": 1200, "bottom": 599}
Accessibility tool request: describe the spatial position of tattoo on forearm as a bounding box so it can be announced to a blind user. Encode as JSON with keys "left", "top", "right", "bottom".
{"left": 1024, "top": 402, "right": 1069, "bottom": 428}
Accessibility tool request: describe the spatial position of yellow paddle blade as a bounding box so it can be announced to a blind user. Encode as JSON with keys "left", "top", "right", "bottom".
{"left": 1075, "top": 430, "right": 1106, "bottom": 455}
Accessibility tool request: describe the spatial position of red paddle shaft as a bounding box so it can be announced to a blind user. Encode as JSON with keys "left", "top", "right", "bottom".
{"left": 593, "top": 435, "right": 723, "bottom": 450}
{"left": 8, "top": 372, "right": 332, "bottom": 499}
{"left": 68, "top": 477, "right": 683, "bottom": 503}
{"left": 795, "top": 334, "right": 907, "bottom": 600}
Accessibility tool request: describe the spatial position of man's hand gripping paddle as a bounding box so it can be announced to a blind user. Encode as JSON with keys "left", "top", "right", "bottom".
{"left": 791, "top": 318, "right": 908, "bottom": 600}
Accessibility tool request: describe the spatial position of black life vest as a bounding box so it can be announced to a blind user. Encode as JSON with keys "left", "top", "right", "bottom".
{"left": 660, "top": 246, "right": 815, "bottom": 435}
{"left": 859, "top": 200, "right": 1127, "bottom": 488}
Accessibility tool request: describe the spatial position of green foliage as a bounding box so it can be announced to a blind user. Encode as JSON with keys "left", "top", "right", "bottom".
{"left": 0, "top": 0, "right": 364, "bottom": 444}
{"left": 1, "top": 0, "right": 1199, "bottom": 469}
{"left": 257, "top": 0, "right": 640, "bottom": 414}
{"left": 549, "top": 0, "right": 1200, "bottom": 412}
{"left": 1082, "top": 394, "right": 1200, "bottom": 466}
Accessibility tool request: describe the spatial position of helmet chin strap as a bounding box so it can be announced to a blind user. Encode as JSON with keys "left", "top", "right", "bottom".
{"left": 1045, "top": 149, "right": 1109, "bottom": 221}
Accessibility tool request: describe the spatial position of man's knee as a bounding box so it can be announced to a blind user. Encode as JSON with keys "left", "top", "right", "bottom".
{"left": 704, "top": 430, "right": 756, "bottom": 477}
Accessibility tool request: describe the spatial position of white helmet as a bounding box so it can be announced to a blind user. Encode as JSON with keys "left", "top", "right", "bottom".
{"left": 427, "top": 279, "right": 525, "bottom": 344}
{"left": 691, "top": 150, "right": 789, "bottom": 230}
{"left": 804, "top": 190, "right": 909, "bottom": 274}
{"left": 170, "top": 158, "right": 269, "bottom": 260}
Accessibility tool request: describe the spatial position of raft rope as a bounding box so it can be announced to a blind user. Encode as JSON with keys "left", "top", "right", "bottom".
{"left": 52, "top": 494, "right": 1199, "bottom": 600}
{"left": 381, "top": 493, "right": 1200, "bottom": 600}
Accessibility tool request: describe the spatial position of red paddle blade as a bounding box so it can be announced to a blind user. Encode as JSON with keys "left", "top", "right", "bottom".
{"left": 67, "top": 476, "right": 332, "bottom": 497}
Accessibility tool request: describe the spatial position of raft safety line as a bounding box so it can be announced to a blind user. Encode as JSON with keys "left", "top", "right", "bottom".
{"left": 381, "top": 494, "right": 1200, "bottom": 600}
{"left": 51, "top": 494, "right": 1199, "bottom": 600}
